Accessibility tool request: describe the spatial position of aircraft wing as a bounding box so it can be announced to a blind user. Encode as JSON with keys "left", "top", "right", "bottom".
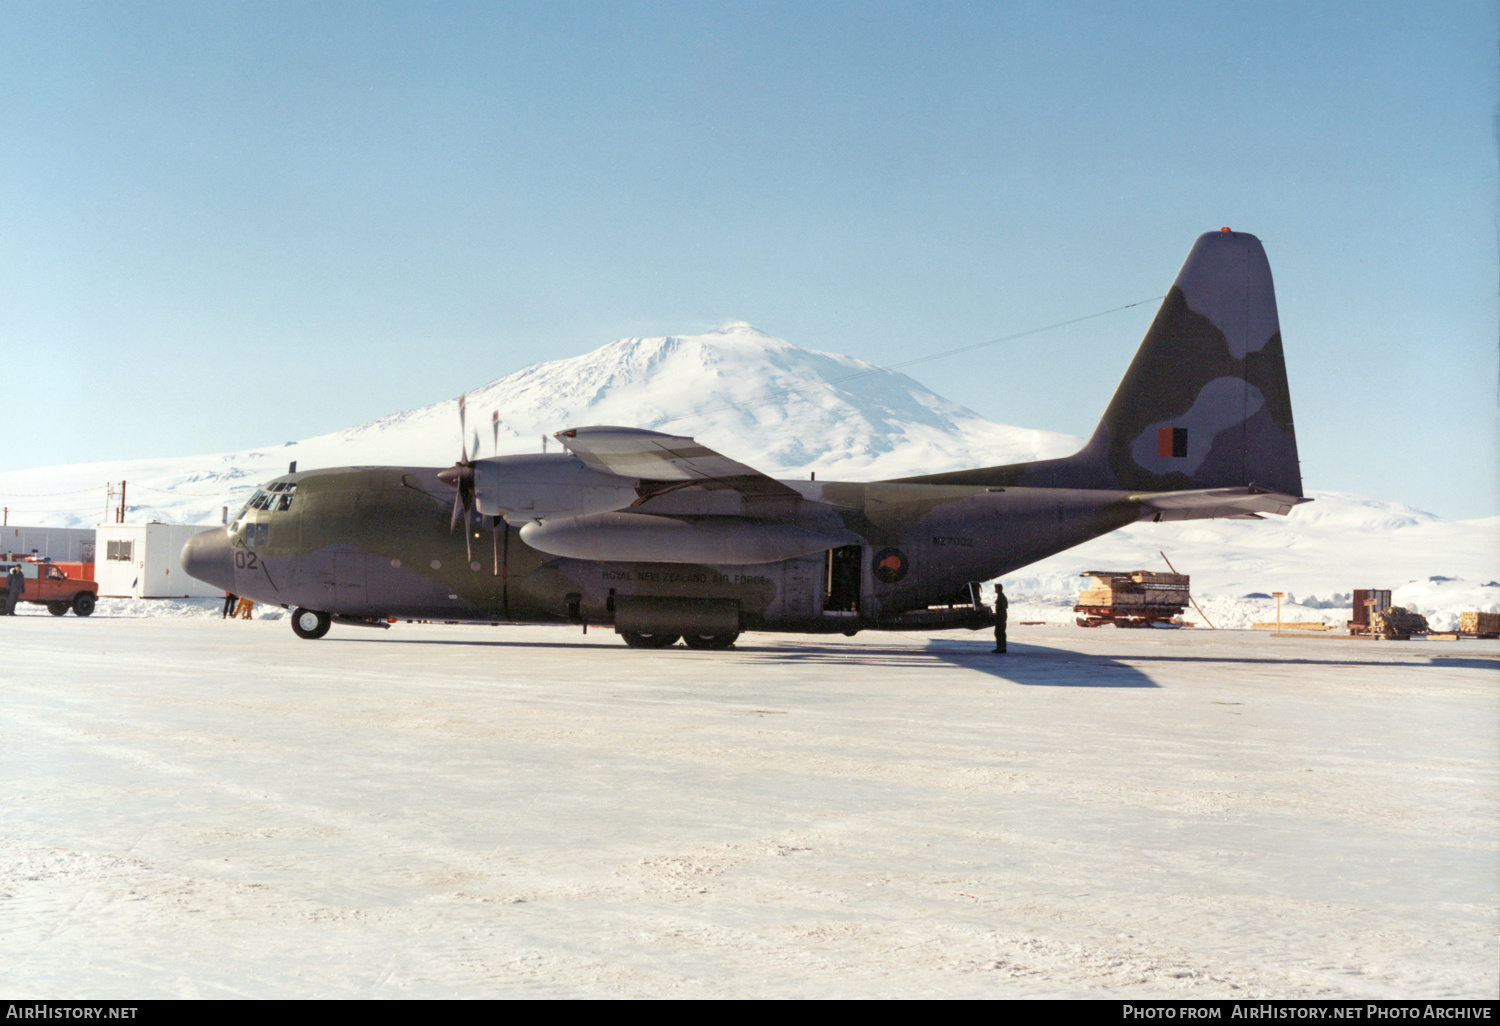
{"left": 554, "top": 426, "right": 802, "bottom": 498}
{"left": 1133, "top": 487, "right": 1312, "bottom": 521}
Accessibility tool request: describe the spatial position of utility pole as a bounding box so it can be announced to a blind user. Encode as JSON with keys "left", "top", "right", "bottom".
{"left": 116, "top": 481, "right": 127, "bottom": 524}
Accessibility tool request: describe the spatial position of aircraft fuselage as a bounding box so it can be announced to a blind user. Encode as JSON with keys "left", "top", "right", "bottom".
{"left": 184, "top": 464, "right": 1142, "bottom": 634}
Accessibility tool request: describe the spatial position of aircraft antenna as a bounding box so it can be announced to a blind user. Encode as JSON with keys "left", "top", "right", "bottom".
{"left": 659, "top": 295, "right": 1164, "bottom": 426}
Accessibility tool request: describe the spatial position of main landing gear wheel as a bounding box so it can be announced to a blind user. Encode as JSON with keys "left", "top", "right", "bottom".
{"left": 72, "top": 593, "right": 95, "bottom": 616}
{"left": 620, "top": 631, "right": 681, "bottom": 649}
{"left": 47, "top": 602, "right": 69, "bottom": 616}
{"left": 291, "top": 607, "right": 331, "bottom": 640}
{"left": 682, "top": 632, "right": 739, "bottom": 650}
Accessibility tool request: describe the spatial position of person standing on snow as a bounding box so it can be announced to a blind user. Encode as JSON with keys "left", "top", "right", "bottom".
{"left": 993, "top": 582, "right": 1008, "bottom": 653}
{"left": 2, "top": 565, "right": 24, "bottom": 616}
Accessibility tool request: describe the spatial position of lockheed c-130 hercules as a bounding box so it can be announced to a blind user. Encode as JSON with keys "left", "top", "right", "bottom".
{"left": 182, "top": 230, "right": 1307, "bottom": 648}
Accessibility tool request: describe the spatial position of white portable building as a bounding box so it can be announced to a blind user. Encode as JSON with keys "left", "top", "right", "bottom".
{"left": 0, "top": 525, "right": 95, "bottom": 562}
{"left": 94, "top": 523, "right": 223, "bottom": 599}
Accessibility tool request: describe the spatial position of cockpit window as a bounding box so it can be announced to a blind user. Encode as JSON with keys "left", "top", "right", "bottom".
{"left": 231, "top": 481, "right": 296, "bottom": 536}
{"left": 244, "top": 483, "right": 296, "bottom": 514}
{"left": 229, "top": 495, "right": 253, "bottom": 533}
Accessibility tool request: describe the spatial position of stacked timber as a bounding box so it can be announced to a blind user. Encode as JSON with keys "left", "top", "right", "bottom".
{"left": 1075, "top": 571, "right": 1190, "bottom": 627}
{"left": 1458, "top": 611, "right": 1500, "bottom": 637}
{"left": 1077, "top": 571, "right": 1189, "bottom": 606}
{"left": 1369, "top": 606, "right": 1428, "bottom": 639}
{"left": 1349, "top": 589, "right": 1394, "bottom": 633}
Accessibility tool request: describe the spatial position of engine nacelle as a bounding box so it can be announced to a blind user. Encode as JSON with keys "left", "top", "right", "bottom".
{"left": 472, "top": 454, "right": 640, "bottom": 523}
{"left": 518, "top": 511, "right": 843, "bottom": 565}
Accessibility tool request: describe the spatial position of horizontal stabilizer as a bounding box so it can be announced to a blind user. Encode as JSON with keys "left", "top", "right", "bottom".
{"left": 1133, "top": 487, "right": 1311, "bottom": 522}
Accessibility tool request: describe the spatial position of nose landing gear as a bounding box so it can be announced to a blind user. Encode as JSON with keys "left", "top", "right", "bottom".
{"left": 291, "top": 607, "right": 331, "bottom": 640}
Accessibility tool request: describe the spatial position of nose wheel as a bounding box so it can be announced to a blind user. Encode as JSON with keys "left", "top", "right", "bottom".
{"left": 291, "top": 607, "right": 331, "bottom": 640}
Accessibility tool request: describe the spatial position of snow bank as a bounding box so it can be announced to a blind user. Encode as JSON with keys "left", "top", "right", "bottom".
{"left": 15, "top": 597, "right": 284, "bottom": 620}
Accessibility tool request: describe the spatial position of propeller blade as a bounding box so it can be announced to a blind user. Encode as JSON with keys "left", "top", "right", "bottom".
{"left": 491, "top": 411, "right": 499, "bottom": 457}
{"left": 459, "top": 394, "right": 469, "bottom": 463}
{"left": 464, "top": 513, "right": 473, "bottom": 563}
{"left": 437, "top": 463, "right": 474, "bottom": 539}
{"left": 492, "top": 517, "right": 500, "bottom": 576}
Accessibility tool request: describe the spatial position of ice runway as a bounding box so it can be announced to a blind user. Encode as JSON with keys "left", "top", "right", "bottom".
{"left": 1, "top": 616, "right": 1495, "bottom": 998}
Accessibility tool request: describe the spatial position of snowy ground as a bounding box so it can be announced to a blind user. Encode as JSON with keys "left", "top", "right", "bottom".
{"left": 1, "top": 615, "right": 1495, "bottom": 998}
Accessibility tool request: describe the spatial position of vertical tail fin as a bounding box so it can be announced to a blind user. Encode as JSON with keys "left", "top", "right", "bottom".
{"left": 893, "top": 230, "right": 1303, "bottom": 497}
{"left": 1088, "top": 229, "right": 1302, "bottom": 495}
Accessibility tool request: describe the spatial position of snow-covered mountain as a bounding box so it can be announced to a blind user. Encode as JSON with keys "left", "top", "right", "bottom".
{"left": 338, "top": 323, "right": 1077, "bottom": 476}
{"left": 3, "top": 324, "right": 1496, "bottom": 626}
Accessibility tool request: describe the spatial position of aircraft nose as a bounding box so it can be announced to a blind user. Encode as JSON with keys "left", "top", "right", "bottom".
{"left": 181, "top": 528, "right": 234, "bottom": 591}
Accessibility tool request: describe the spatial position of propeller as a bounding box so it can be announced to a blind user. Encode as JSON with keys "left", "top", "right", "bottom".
{"left": 438, "top": 397, "right": 508, "bottom": 575}
{"left": 490, "top": 409, "right": 501, "bottom": 576}
{"left": 436, "top": 394, "right": 476, "bottom": 564}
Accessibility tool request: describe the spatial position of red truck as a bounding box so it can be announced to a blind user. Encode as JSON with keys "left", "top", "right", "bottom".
{"left": 2, "top": 560, "right": 98, "bottom": 616}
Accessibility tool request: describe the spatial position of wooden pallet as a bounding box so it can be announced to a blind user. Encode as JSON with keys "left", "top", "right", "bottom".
{"left": 1250, "top": 622, "right": 1334, "bottom": 631}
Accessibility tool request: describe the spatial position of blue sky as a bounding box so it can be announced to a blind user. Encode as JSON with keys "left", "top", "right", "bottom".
{"left": 3, "top": 1, "right": 1497, "bottom": 517}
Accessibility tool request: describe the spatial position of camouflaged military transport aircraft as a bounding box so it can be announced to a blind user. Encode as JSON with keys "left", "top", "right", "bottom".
{"left": 182, "top": 230, "right": 1307, "bottom": 647}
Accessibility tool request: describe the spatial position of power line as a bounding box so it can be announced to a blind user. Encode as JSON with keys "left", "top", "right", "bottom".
{"left": 0, "top": 486, "right": 100, "bottom": 497}
{"left": 130, "top": 482, "right": 256, "bottom": 497}
{"left": 1, "top": 481, "right": 253, "bottom": 499}
{"left": 1, "top": 506, "right": 114, "bottom": 514}
{"left": 660, "top": 295, "right": 1165, "bottom": 426}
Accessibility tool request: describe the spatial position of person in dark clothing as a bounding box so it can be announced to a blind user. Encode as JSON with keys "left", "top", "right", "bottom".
{"left": 3, "top": 566, "right": 24, "bottom": 616}
{"left": 993, "top": 582, "right": 1008, "bottom": 653}
{"left": 222, "top": 592, "right": 238, "bottom": 618}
